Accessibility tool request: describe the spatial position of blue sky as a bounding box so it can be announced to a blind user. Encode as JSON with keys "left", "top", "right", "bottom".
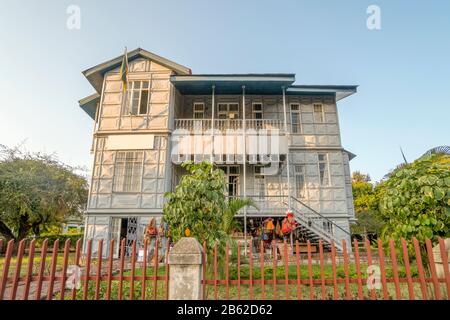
{"left": 0, "top": 0, "right": 448, "bottom": 181}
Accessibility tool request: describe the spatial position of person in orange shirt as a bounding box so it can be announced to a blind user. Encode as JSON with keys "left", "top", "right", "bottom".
{"left": 144, "top": 218, "right": 157, "bottom": 261}
{"left": 281, "top": 211, "right": 297, "bottom": 241}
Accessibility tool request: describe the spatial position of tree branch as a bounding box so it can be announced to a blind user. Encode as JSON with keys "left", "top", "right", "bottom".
{"left": 0, "top": 220, "right": 15, "bottom": 241}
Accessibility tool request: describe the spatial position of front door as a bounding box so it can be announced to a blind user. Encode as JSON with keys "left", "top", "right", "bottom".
{"left": 109, "top": 217, "right": 122, "bottom": 258}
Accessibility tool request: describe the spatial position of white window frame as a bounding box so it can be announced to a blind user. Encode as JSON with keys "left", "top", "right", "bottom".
{"left": 218, "top": 165, "right": 240, "bottom": 197}
{"left": 193, "top": 102, "right": 205, "bottom": 119}
{"left": 313, "top": 103, "right": 325, "bottom": 123}
{"left": 123, "top": 80, "right": 150, "bottom": 116}
{"left": 290, "top": 103, "right": 301, "bottom": 133}
{"left": 254, "top": 165, "right": 266, "bottom": 200}
{"left": 317, "top": 153, "right": 331, "bottom": 186}
{"left": 113, "top": 151, "right": 144, "bottom": 192}
{"left": 252, "top": 102, "right": 263, "bottom": 119}
{"left": 294, "top": 164, "right": 306, "bottom": 198}
{"left": 217, "top": 102, "right": 239, "bottom": 119}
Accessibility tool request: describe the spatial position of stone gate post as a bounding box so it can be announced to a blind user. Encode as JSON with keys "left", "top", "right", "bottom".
{"left": 168, "top": 237, "right": 204, "bottom": 300}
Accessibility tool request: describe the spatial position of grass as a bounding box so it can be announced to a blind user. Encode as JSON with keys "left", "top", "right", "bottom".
{"left": 1, "top": 248, "right": 446, "bottom": 300}
{"left": 59, "top": 263, "right": 447, "bottom": 300}
{"left": 0, "top": 254, "right": 79, "bottom": 277}
{"left": 224, "top": 263, "right": 419, "bottom": 280}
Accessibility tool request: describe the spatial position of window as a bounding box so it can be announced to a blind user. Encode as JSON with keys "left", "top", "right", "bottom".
{"left": 290, "top": 104, "right": 301, "bottom": 133}
{"left": 193, "top": 103, "right": 205, "bottom": 119}
{"left": 123, "top": 81, "right": 150, "bottom": 115}
{"left": 294, "top": 165, "right": 306, "bottom": 198}
{"left": 218, "top": 165, "right": 240, "bottom": 197}
{"left": 252, "top": 103, "right": 263, "bottom": 129}
{"left": 318, "top": 153, "right": 330, "bottom": 186}
{"left": 113, "top": 151, "right": 144, "bottom": 192}
{"left": 252, "top": 103, "right": 263, "bottom": 119}
{"left": 254, "top": 166, "right": 266, "bottom": 200}
{"left": 218, "top": 103, "right": 239, "bottom": 119}
{"left": 313, "top": 104, "right": 324, "bottom": 123}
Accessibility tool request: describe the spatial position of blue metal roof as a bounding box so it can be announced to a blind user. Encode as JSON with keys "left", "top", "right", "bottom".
{"left": 171, "top": 74, "right": 295, "bottom": 95}
{"left": 79, "top": 49, "right": 358, "bottom": 119}
{"left": 286, "top": 85, "right": 358, "bottom": 101}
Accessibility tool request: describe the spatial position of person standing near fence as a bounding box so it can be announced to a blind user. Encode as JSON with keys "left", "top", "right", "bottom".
{"left": 282, "top": 211, "right": 297, "bottom": 242}
{"left": 144, "top": 218, "right": 158, "bottom": 262}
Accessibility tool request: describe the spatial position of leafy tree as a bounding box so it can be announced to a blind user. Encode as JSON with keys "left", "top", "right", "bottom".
{"left": 352, "top": 171, "right": 371, "bottom": 183}
{"left": 378, "top": 153, "right": 450, "bottom": 245}
{"left": 0, "top": 145, "right": 88, "bottom": 242}
{"left": 352, "top": 172, "right": 378, "bottom": 213}
{"left": 163, "top": 161, "right": 253, "bottom": 256}
{"left": 350, "top": 172, "right": 383, "bottom": 237}
{"left": 222, "top": 197, "right": 255, "bottom": 235}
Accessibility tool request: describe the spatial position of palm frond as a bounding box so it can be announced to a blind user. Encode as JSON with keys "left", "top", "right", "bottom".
{"left": 222, "top": 198, "right": 257, "bottom": 234}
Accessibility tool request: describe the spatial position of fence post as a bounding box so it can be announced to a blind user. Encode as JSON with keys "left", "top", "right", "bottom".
{"left": 168, "top": 237, "right": 204, "bottom": 300}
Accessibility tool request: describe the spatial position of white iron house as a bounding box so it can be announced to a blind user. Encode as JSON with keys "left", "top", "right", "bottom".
{"left": 79, "top": 48, "right": 357, "bottom": 256}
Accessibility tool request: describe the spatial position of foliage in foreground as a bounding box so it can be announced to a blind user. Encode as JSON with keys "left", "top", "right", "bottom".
{"left": 350, "top": 171, "right": 384, "bottom": 237}
{"left": 378, "top": 153, "right": 450, "bottom": 245}
{"left": 0, "top": 145, "right": 88, "bottom": 241}
{"left": 163, "top": 161, "right": 254, "bottom": 257}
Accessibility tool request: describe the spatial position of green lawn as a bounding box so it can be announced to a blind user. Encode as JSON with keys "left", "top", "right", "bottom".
{"left": 2, "top": 253, "right": 446, "bottom": 300}
{"left": 63, "top": 263, "right": 449, "bottom": 300}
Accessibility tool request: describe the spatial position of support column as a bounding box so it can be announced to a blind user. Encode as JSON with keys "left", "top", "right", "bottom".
{"left": 282, "top": 87, "right": 291, "bottom": 210}
{"left": 242, "top": 85, "right": 247, "bottom": 254}
{"left": 211, "top": 85, "right": 215, "bottom": 162}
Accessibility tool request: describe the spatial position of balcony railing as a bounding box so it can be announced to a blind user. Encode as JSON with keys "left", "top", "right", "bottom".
{"left": 174, "top": 119, "right": 284, "bottom": 132}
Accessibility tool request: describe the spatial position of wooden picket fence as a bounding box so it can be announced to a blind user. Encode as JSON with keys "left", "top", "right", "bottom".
{"left": 0, "top": 238, "right": 170, "bottom": 300}
{"left": 0, "top": 237, "right": 449, "bottom": 300}
{"left": 202, "top": 238, "right": 449, "bottom": 300}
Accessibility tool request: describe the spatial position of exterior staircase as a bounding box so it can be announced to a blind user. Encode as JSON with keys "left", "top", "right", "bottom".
{"left": 285, "top": 196, "right": 351, "bottom": 252}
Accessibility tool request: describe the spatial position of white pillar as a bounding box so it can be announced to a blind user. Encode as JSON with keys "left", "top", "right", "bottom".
{"left": 282, "top": 87, "right": 291, "bottom": 210}
{"left": 242, "top": 85, "right": 247, "bottom": 254}
{"left": 211, "top": 85, "right": 215, "bottom": 163}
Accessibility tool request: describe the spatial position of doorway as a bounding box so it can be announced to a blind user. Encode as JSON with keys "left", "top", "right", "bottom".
{"left": 110, "top": 217, "right": 139, "bottom": 258}
{"left": 218, "top": 165, "right": 240, "bottom": 198}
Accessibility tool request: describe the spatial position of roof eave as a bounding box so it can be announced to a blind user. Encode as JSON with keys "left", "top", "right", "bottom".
{"left": 343, "top": 149, "right": 357, "bottom": 161}
{"left": 286, "top": 85, "right": 358, "bottom": 101}
{"left": 170, "top": 74, "right": 296, "bottom": 95}
{"left": 171, "top": 74, "right": 296, "bottom": 82}
{"left": 78, "top": 93, "right": 100, "bottom": 120}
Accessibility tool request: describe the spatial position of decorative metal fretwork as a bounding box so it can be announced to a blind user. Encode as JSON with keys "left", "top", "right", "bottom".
{"left": 125, "top": 217, "right": 138, "bottom": 256}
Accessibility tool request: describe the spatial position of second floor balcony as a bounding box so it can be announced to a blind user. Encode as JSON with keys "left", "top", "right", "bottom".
{"left": 174, "top": 118, "right": 285, "bottom": 132}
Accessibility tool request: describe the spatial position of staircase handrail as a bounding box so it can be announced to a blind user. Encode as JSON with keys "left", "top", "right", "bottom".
{"left": 289, "top": 195, "right": 351, "bottom": 238}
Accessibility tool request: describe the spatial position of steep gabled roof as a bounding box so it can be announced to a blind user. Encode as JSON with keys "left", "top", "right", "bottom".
{"left": 79, "top": 49, "right": 358, "bottom": 119}
{"left": 82, "top": 48, "right": 192, "bottom": 93}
